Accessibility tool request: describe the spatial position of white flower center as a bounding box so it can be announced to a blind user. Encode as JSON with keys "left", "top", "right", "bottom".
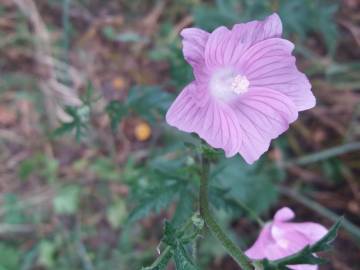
{"left": 209, "top": 69, "right": 249, "bottom": 102}
{"left": 231, "top": 75, "right": 250, "bottom": 94}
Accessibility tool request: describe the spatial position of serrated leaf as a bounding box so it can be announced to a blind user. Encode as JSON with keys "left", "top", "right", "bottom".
{"left": 128, "top": 184, "right": 180, "bottom": 223}
{"left": 173, "top": 243, "right": 198, "bottom": 270}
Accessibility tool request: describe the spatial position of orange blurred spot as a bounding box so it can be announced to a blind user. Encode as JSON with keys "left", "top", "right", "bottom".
{"left": 134, "top": 122, "right": 151, "bottom": 141}
{"left": 112, "top": 77, "right": 126, "bottom": 90}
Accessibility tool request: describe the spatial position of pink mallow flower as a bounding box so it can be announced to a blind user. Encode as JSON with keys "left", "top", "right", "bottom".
{"left": 246, "top": 207, "right": 328, "bottom": 270}
{"left": 166, "top": 13, "right": 315, "bottom": 164}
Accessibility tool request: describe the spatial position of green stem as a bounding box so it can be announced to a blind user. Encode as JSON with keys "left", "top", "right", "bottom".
{"left": 199, "top": 155, "right": 253, "bottom": 270}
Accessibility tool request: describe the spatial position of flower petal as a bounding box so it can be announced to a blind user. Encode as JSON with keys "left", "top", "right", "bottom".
{"left": 232, "top": 13, "right": 282, "bottom": 45}
{"left": 231, "top": 87, "right": 298, "bottom": 164}
{"left": 181, "top": 27, "right": 209, "bottom": 68}
{"left": 239, "top": 38, "right": 315, "bottom": 111}
{"left": 204, "top": 26, "right": 231, "bottom": 68}
{"left": 166, "top": 82, "right": 242, "bottom": 157}
{"left": 245, "top": 224, "right": 272, "bottom": 260}
{"left": 204, "top": 14, "right": 283, "bottom": 72}
{"left": 274, "top": 207, "right": 295, "bottom": 222}
{"left": 290, "top": 222, "right": 328, "bottom": 244}
{"left": 288, "top": 264, "right": 318, "bottom": 270}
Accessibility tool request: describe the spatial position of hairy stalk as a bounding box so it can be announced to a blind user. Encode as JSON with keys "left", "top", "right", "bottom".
{"left": 199, "top": 155, "right": 253, "bottom": 270}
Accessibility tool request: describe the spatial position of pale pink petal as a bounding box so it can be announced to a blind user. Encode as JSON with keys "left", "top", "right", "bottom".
{"left": 181, "top": 28, "right": 209, "bottom": 67}
{"left": 289, "top": 265, "right": 318, "bottom": 270}
{"left": 288, "top": 222, "right": 328, "bottom": 243}
{"left": 206, "top": 13, "right": 283, "bottom": 68}
{"left": 181, "top": 28, "right": 210, "bottom": 82}
{"left": 238, "top": 38, "right": 315, "bottom": 111}
{"left": 204, "top": 26, "right": 231, "bottom": 68}
{"left": 245, "top": 224, "right": 272, "bottom": 260}
{"left": 246, "top": 208, "right": 327, "bottom": 270}
{"left": 166, "top": 83, "right": 242, "bottom": 157}
{"left": 274, "top": 207, "right": 295, "bottom": 222}
{"left": 232, "top": 13, "right": 282, "bottom": 45}
{"left": 230, "top": 87, "right": 298, "bottom": 164}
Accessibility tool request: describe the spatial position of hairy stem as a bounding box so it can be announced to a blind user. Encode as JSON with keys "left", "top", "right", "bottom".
{"left": 199, "top": 155, "right": 253, "bottom": 270}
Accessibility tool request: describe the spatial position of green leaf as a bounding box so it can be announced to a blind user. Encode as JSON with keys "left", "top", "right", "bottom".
{"left": 212, "top": 156, "right": 280, "bottom": 214}
{"left": 162, "top": 222, "right": 198, "bottom": 270}
{"left": 53, "top": 185, "right": 81, "bottom": 215}
{"left": 173, "top": 243, "right": 198, "bottom": 270}
{"left": 127, "top": 86, "right": 172, "bottom": 122}
{"left": 52, "top": 105, "right": 90, "bottom": 141}
{"left": 128, "top": 183, "right": 180, "bottom": 223}
{"left": 106, "top": 100, "right": 128, "bottom": 130}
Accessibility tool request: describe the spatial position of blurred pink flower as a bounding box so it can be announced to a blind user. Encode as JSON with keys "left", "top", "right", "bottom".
{"left": 246, "top": 207, "right": 328, "bottom": 270}
{"left": 166, "top": 13, "right": 315, "bottom": 164}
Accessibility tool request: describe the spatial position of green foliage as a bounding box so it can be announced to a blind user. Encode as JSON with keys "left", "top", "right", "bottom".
{"left": 211, "top": 156, "right": 282, "bottom": 214}
{"left": 3, "top": 193, "right": 27, "bottom": 224}
{"left": 163, "top": 222, "right": 198, "bottom": 270}
{"left": 128, "top": 181, "right": 181, "bottom": 223}
{"left": 107, "top": 199, "right": 128, "bottom": 229}
{"left": 90, "top": 157, "right": 121, "bottom": 181}
{"left": 106, "top": 85, "right": 173, "bottom": 130}
{"left": 106, "top": 100, "right": 128, "bottom": 130}
{"left": 53, "top": 105, "right": 90, "bottom": 141}
{"left": 38, "top": 240, "right": 57, "bottom": 268}
{"left": 261, "top": 218, "right": 342, "bottom": 269}
{"left": 127, "top": 85, "right": 173, "bottom": 122}
{"left": 0, "top": 243, "right": 21, "bottom": 270}
{"left": 18, "top": 153, "right": 59, "bottom": 183}
{"left": 143, "top": 219, "right": 202, "bottom": 270}
{"left": 53, "top": 185, "right": 81, "bottom": 215}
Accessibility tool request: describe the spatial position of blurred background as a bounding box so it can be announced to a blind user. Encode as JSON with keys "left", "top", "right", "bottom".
{"left": 0, "top": 0, "right": 359, "bottom": 269}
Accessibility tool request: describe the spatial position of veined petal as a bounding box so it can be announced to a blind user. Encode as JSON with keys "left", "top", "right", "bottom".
{"left": 204, "top": 14, "right": 283, "bottom": 70}
{"left": 166, "top": 82, "right": 242, "bottom": 157}
{"left": 181, "top": 28, "right": 209, "bottom": 67}
{"left": 204, "top": 26, "right": 230, "bottom": 68}
{"left": 181, "top": 28, "right": 210, "bottom": 82}
{"left": 232, "top": 13, "right": 282, "bottom": 45}
{"left": 239, "top": 38, "right": 315, "bottom": 111}
{"left": 231, "top": 87, "right": 298, "bottom": 164}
